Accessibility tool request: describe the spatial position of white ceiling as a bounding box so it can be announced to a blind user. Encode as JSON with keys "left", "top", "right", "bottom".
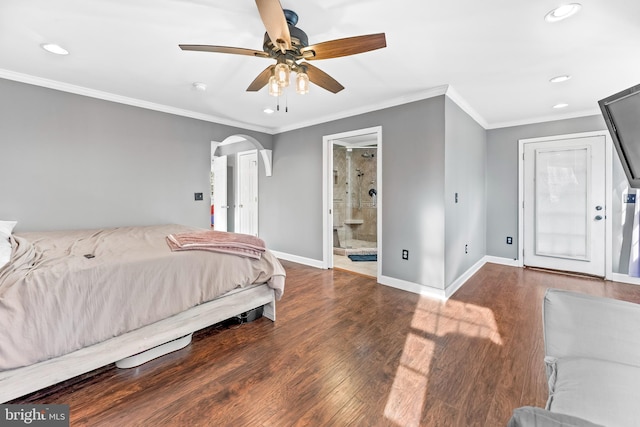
{"left": 1, "top": 0, "right": 639, "bottom": 134}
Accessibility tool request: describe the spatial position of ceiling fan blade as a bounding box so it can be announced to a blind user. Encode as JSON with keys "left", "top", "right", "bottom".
{"left": 255, "top": 0, "right": 291, "bottom": 52}
{"left": 179, "top": 44, "right": 270, "bottom": 58}
{"left": 247, "top": 65, "right": 275, "bottom": 92}
{"left": 300, "top": 33, "right": 386, "bottom": 60}
{"left": 301, "top": 62, "right": 344, "bottom": 94}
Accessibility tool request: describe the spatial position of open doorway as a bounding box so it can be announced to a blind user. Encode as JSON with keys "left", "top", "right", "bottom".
{"left": 210, "top": 135, "right": 272, "bottom": 234}
{"left": 323, "top": 127, "right": 382, "bottom": 279}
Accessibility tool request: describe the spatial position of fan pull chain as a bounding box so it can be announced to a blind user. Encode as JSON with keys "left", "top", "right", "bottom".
{"left": 273, "top": 95, "right": 290, "bottom": 113}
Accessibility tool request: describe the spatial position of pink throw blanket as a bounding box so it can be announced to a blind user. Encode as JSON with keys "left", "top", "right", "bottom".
{"left": 166, "top": 230, "right": 266, "bottom": 259}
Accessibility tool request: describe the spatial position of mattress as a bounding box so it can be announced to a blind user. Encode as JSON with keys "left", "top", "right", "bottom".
{"left": 0, "top": 224, "right": 285, "bottom": 371}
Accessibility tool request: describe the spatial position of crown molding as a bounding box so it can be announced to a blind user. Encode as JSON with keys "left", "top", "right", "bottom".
{"left": 487, "top": 108, "right": 602, "bottom": 129}
{"left": 274, "top": 84, "right": 497, "bottom": 133}
{"left": 0, "top": 69, "right": 272, "bottom": 134}
{"left": 444, "top": 86, "right": 490, "bottom": 129}
{"left": 1, "top": 69, "right": 600, "bottom": 134}
{"left": 273, "top": 85, "right": 450, "bottom": 133}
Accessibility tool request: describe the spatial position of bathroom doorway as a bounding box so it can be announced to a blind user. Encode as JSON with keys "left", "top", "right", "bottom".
{"left": 323, "top": 127, "right": 382, "bottom": 279}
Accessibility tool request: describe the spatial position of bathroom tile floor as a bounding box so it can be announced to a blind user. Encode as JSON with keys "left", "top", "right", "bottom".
{"left": 333, "top": 253, "right": 378, "bottom": 278}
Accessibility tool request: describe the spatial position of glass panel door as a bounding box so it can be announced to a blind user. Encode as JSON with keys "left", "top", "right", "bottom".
{"left": 523, "top": 135, "right": 606, "bottom": 276}
{"left": 535, "top": 147, "right": 589, "bottom": 260}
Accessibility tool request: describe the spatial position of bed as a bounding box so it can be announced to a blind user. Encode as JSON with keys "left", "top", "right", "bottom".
{"left": 0, "top": 224, "right": 285, "bottom": 403}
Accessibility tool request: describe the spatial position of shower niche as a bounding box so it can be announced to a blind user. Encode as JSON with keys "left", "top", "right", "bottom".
{"left": 332, "top": 143, "right": 378, "bottom": 256}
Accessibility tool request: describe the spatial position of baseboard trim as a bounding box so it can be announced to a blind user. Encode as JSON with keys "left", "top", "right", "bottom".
{"left": 275, "top": 252, "right": 523, "bottom": 299}
{"left": 610, "top": 273, "right": 640, "bottom": 286}
{"left": 379, "top": 256, "right": 521, "bottom": 300}
{"left": 484, "top": 258, "right": 640, "bottom": 285}
{"left": 378, "top": 275, "right": 447, "bottom": 301}
{"left": 483, "top": 256, "right": 521, "bottom": 267}
{"left": 444, "top": 258, "right": 487, "bottom": 299}
{"left": 270, "top": 251, "right": 324, "bottom": 269}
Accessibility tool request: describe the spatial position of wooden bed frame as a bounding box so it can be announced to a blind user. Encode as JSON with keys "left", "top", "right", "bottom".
{"left": 0, "top": 284, "right": 276, "bottom": 403}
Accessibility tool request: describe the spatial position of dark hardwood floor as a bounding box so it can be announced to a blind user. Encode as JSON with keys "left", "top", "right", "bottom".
{"left": 10, "top": 261, "right": 640, "bottom": 426}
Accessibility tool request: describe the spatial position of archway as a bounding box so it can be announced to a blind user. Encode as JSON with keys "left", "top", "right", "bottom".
{"left": 210, "top": 134, "right": 272, "bottom": 233}
{"left": 212, "top": 134, "right": 272, "bottom": 177}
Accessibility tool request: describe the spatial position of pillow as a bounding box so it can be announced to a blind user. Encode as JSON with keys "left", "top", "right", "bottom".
{"left": 507, "top": 406, "right": 604, "bottom": 427}
{"left": 0, "top": 220, "right": 17, "bottom": 269}
{"left": 0, "top": 220, "right": 16, "bottom": 236}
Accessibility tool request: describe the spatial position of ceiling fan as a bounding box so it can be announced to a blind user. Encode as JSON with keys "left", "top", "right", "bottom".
{"left": 179, "top": 0, "right": 386, "bottom": 96}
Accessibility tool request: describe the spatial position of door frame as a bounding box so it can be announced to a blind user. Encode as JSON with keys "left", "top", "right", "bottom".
{"left": 211, "top": 154, "right": 228, "bottom": 231}
{"left": 322, "top": 126, "right": 382, "bottom": 279}
{"left": 517, "top": 130, "right": 613, "bottom": 279}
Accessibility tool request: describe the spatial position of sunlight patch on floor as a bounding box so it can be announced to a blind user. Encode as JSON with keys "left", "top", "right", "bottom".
{"left": 412, "top": 297, "right": 503, "bottom": 346}
{"left": 384, "top": 297, "right": 503, "bottom": 426}
{"left": 384, "top": 333, "right": 435, "bottom": 427}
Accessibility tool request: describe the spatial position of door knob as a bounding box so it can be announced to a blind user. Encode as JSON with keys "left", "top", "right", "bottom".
{"left": 595, "top": 215, "right": 603, "bottom": 221}
{"left": 595, "top": 205, "right": 603, "bottom": 211}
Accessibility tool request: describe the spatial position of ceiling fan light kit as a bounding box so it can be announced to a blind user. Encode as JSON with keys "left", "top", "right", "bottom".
{"left": 179, "top": 0, "right": 386, "bottom": 98}
{"left": 274, "top": 62, "right": 290, "bottom": 88}
{"left": 268, "top": 75, "right": 283, "bottom": 97}
{"left": 296, "top": 71, "right": 310, "bottom": 95}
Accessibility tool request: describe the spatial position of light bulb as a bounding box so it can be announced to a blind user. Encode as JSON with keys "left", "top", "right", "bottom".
{"left": 274, "top": 63, "right": 290, "bottom": 88}
{"left": 296, "top": 72, "right": 310, "bottom": 95}
{"left": 268, "top": 76, "right": 282, "bottom": 97}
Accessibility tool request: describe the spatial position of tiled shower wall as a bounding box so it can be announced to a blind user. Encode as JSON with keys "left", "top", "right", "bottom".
{"left": 333, "top": 146, "right": 378, "bottom": 247}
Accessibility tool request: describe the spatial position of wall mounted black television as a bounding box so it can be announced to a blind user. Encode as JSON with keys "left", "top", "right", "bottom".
{"left": 599, "top": 83, "right": 640, "bottom": 188}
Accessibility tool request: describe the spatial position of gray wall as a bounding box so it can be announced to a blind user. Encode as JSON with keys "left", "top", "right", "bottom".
{"left": 0, "top": 78, "right": 272, "bottom": 232}
{"left": 5, "top": 75, "right": 631, "bottom": 292}
{"left": 613, "top": 151, "right": 635, "bottom": 274}
{"left": 485, "top": 114, "right": 632, "bottom": 274}
{"left": 261, "top": 97, "right": 450, "bottom": 290}
{"left": 444, "top": 98, "right": 487, "bottom": 287}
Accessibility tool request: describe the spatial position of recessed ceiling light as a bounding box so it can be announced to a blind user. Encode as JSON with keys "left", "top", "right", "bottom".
{"left": 545, "top": 4, "right": 582, "bottom": 22}
{"left": 192, "top": 82, "right": 207, "bottom": 91}
{"left": 41, "top": 43, "right": 69, "bottom": 55}
{"left": 553, "top": 103, "right": 569, "bottom": 109}
{"left": 549, "top": 75, "right": 572, "bottom": 83}
{"left": 263, "top": 108, "right": 275, "bottom": 114}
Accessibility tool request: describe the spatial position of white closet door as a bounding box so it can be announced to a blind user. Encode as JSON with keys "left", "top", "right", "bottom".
{"left": 236, "top": 150, "right": 258, "bottom": 236}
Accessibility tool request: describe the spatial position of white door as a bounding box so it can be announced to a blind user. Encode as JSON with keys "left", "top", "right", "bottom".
{"left": 523, "top": 136, "right": 606, "bottom": 276}
{"left": 236, "top": 150, "right": 258, "bottom": 236}
{"left": 212, "top": 155, "right": 228, "bottom": 231}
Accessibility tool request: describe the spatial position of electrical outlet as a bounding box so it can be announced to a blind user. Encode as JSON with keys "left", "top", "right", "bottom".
{"left": 465, "top": 244, "right": 468, "bottom": 254}
{"left": 402, "top": 249, "right": 409, "bottom": 260}
{"left": 506, "top": 236, "right": 513, "bottom": 245}
{"left": 194, "top": 192, "right": 204, "bottom": 201}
